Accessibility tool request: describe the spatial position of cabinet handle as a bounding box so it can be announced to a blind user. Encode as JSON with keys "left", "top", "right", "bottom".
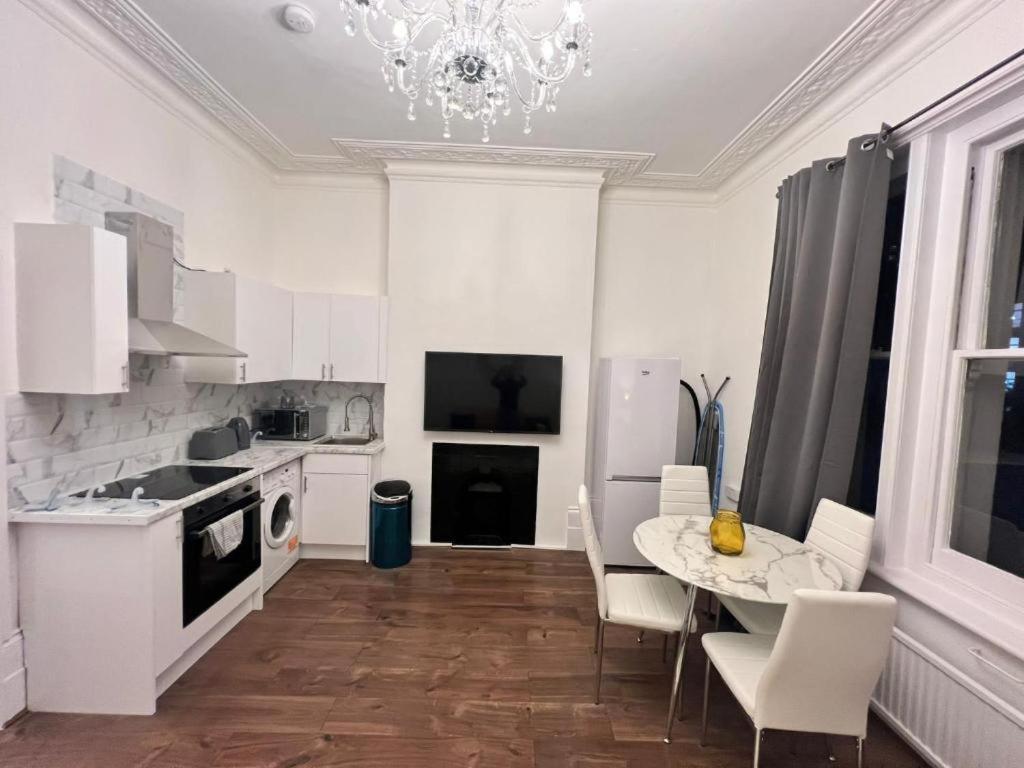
{"left": 121, "top": 363, "right": 129, "bottom": 390}
{"left": 330, "top": 363, "right": 335, "bottom": 380}
{"left": 303, "top": 475, "right": 309, "bottom": 494}
{"left": 176, "top": 517, "right": 183, "bottom": 544}
{"left": 240, "top": 362, "right": 247, "bottom": 383}
{"left": 321, "top": 363, "right": 326, "bottom": 380}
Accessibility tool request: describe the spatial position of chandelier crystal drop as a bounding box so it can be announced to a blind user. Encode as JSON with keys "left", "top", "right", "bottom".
{"left": 339, "top": 0, "right": 592, "bottom": 141}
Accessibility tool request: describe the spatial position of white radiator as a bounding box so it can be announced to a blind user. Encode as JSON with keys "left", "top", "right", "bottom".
{"left": 872, "top": 629, "right": 1023, "bottom": 768}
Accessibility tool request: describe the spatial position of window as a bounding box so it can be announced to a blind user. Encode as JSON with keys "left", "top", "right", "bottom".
{"left": 848, "top": 160, "right": 907, "bottom": 514}
{"left": 870, "top": 89, "right": 1024, "bottom": 649}
{"left": 947, "top": 142, "right": 1024, "bottom": 580}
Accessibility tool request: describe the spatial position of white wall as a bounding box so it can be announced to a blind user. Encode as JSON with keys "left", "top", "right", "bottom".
{"left": 0, "top": 0, "right": 282, "bottom": 722}
{"left": 707, "top": 0, "right": 1024, "bottom": 497}
{"left": 271, "top": 177, "right": 389, "bottom": 296}
{"left": 594, "top": 191, "right": 717, "bottom": 386}
{"left": 383, "top": 163, "right": 604, "bottom": 548}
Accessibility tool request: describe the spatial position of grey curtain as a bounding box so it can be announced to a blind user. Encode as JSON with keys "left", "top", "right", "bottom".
{"left": 739, "top": 132, "right": 893, "bottom": 539}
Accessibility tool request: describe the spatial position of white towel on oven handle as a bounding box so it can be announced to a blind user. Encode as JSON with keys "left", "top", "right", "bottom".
{"left": 201, "top": 509, "right": 245, "bottom": 559}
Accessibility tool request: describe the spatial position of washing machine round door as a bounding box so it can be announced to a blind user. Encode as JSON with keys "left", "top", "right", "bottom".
{"left": 265, "top": 490, "right": 296, "bottom": 549}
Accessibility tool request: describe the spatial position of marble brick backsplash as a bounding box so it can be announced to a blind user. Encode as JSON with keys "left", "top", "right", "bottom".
{"left": 4, "top": 158, "right": 384, "bottom": 507}
{"left": 5, "top": 359, "right": 384, "bottom": 508}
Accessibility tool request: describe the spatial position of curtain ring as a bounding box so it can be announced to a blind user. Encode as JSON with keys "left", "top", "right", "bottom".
{"left": 825, "top": 159, "right": 839, "bottom": 172}
{"left": 860, "top": 138, "right": 877, "bottom": 152}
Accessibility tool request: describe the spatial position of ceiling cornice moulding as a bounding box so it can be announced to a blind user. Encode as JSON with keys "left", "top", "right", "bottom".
{"left": 333, "top": 139, "right": 653, "bottom": 186}
{"left": 65, "top": 0, "right": 942, "bottom": 189}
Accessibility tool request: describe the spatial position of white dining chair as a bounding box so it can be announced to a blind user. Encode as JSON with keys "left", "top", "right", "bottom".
{"left": 718, "top": 498, "right": 875, "bottom": 635}
{"left": 701, "top": 589, "right": 897, "bottom": 768}
{"left": 659, "top": 465, "right": 712, "bottom": 517}
{"left": 578, "top": 484, "right": 691, "bottom": 703}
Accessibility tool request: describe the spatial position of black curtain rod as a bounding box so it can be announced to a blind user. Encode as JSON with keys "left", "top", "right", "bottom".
{"left": 816, "top": 46, "right": 1024, "bottom": 175}
{"left": 882, "top": 46, "right": 1024, "bottom": 140}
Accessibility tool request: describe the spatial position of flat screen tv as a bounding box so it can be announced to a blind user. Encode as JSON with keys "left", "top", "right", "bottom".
{"left": 424, "top": 352, "right": 563, "bottom": 434}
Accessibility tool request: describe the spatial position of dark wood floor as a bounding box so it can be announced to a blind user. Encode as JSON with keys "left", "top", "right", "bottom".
{"left": 0, "top": 548, "right": 925, "bottom": 767}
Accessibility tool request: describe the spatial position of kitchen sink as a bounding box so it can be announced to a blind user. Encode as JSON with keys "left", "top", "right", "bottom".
{"left": 322, "top": 436, "right": 373, "bottom": 446}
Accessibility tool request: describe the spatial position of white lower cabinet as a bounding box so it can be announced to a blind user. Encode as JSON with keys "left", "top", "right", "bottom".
{"left": 303, "top": 472, "right": 368, "bottom": 546}
{"left": 301, "top": 452, "right": 381, "bottom": 560}
{"left": 15, "top": 511, "right": 262, "bottom": 715}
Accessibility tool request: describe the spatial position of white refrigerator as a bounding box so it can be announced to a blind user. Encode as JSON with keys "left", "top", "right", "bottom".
{"left": 590, "top": 357, "right": 681, "bottom": 566}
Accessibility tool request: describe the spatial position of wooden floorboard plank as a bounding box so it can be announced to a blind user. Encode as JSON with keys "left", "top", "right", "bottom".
{"left": 0, "top": 547, "right": 928, "bottom": 768}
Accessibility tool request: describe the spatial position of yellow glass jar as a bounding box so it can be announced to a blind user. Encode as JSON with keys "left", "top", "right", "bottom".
{"left": 709, "top": 510, "right": 745, "bottom": 556}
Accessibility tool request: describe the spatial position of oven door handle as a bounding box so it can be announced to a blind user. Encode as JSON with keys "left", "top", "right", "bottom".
{"left": 187, "top": 497, "right": 264, "bottom": 539}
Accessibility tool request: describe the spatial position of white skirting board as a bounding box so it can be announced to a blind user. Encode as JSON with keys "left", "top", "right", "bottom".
{"left": 872, "top": 628, "right": 1024, "bottom": 768}
{"left": 0, "top": 630, "right": 26, "bottom": 727}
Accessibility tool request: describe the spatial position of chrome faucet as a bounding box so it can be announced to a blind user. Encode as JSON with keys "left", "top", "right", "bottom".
{"left": 344, "top": 394, "right": 377, "bottom": 440}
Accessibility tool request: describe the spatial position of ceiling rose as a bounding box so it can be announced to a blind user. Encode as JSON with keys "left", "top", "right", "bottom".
{"left": 339, "top": 0, "right": 592, "bottom": 143}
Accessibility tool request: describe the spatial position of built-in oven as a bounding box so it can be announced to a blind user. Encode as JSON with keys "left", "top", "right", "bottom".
{"left": 182, "top": 481, "right": 262, "bottom": 627}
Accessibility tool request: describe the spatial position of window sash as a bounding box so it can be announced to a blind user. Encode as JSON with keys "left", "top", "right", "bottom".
{"left": 931, "top": 350, "right": 1024, "bottom": 610}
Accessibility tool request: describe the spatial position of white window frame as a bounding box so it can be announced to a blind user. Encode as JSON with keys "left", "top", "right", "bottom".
{"left": 869, "top": 86, "right": 1024, "bottom": 658}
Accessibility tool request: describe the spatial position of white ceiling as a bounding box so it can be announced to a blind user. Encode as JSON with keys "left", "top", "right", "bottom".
{"left": 129, "top": 0, "right": 880, "bottom": 176}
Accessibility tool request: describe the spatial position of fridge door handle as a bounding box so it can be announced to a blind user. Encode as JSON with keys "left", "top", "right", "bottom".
{"left": 609, "top": 475, "right": 662, "bottom": 483}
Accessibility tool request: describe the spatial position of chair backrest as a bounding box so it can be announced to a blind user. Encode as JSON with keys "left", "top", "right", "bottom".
{"left": 806, "top": 499, "right": 875, "bottom": 590}
{"left": 577, "top": 485, "right": 608, "bottom": 619}
{"left": 659, "top": 465, "right": 711, "bottom": 517}
{"left": 755, "top": 589, "right": 897, "bottom": 737}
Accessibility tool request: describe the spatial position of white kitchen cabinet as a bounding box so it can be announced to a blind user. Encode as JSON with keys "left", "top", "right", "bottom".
{"left": 329, "top": 295, "right": 386, "bottom": 383}
{"left": 291, "top": 293, "right": 388, "bottom": 383}
{"left": 15, "top": 223, "right": 129, "bottom": 394}
{"left": 302, "top": 472, "right": 369, "bottom": 546}
{"left": 152, "top": 514, "right": 184, "bottom": 674}
{"left": 14, "top": 511, "right": 261, "bottom": 715}
{"left": 292, "top": 292, "right": 331, "bottom": 381}
{"left": 183, "top": 271, "right": 293, "bottom": 384}
{"left": 301, "top": 451, "right": 381, "bottom": 560}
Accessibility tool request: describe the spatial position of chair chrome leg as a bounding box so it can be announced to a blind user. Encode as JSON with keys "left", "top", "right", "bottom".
{"left": 700, "top": 657, "right": 711, "bottom": 746}
{"left": 715, "top": 602, "right": 722, "bottom": 631}
{"left": 593, "top": 616, "right": 600, "bottom": 654}
{"left": 856, "top": 737, "right": 864, "bottom": 768}
{"left": 663, "top": 584, "right": 698, "bottom": 743}
{"left": 594, "top": 619, "right": 606, "bottom": 704}
{"left": 753, "top": 728, "right": 763, "bottom": 768}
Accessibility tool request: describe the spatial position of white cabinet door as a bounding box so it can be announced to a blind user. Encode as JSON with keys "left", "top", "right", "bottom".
{"left": 15, "top": 224, "right": 129, "bottom": 394}
{"left": 236, "top": 276, "right": 292, "bottom": 383}
{"left": 329, "top": 295, "right": 381, "bottom": 383}
{"left": 293, "top": 292, "right": 330, "bottom": 381}
{"left": 303, "top": 472, "right": 369, "bottom": 546}
{"left": 151, "top": 513, "right": 184, "bottom": 673}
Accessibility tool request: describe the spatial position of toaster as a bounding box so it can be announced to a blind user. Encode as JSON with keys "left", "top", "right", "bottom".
{"left": 188, "top": 427, "right": 239, "bottom": 460}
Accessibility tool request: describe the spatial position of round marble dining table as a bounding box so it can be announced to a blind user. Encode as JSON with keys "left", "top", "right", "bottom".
{"left": 633, "top": 514, "right": 843, "bottom": 604}
{"left": 633, "top": 513, "right": 843, "bottom": 743}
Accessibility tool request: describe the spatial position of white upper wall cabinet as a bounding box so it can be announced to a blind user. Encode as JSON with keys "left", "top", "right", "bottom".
{"left": 292, "top": 293, "right": 388, "bottom": 383}
{"left": 182, "top": 271, "right": 292, "bottom": 384}
{"left": 330, "top": 295, "right": 385, "bottom": 383}
{"left": 15, "top": 223, "right": 129, "bottom": 394}
{"left": 292, "top": 292, "right": 331, "bottom": 381}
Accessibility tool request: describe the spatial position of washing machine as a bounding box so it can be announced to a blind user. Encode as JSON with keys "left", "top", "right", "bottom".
{"left": 261, "top": 459, "right": 301, "bottom": 593}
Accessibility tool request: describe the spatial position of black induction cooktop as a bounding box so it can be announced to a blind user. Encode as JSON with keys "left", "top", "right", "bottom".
{"left": 74, "top": 465, "right": 252, "bottom": 501}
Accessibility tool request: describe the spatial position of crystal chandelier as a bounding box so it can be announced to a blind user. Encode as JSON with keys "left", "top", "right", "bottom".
{"left": 339, "top": 0, "right": 592, "bottom": 142}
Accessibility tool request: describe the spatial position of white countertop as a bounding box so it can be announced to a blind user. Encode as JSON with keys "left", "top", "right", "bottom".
{"left": 9, "top": 435, "right": 384, "bottom": 527}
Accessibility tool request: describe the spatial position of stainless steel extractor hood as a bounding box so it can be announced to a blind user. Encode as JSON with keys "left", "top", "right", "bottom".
{"left": 105, "top": 212, "right": 246, "bottom": 358}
